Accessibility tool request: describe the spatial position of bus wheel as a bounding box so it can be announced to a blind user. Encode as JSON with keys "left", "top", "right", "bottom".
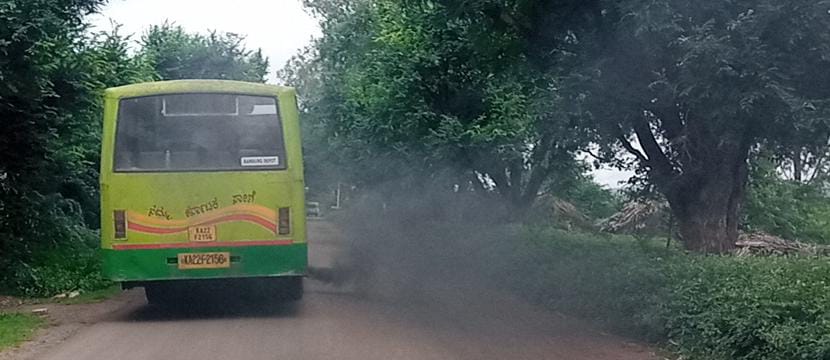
{"left": 282, "top": 277, "right": 303, "bottom": 301}
{"left": 144, "top": 284, "right": 175, "bottom": 305}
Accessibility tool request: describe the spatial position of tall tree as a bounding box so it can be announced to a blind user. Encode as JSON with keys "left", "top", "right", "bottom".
{"left": 295, "top": 0, "right": 589, "bottom": 213}
{"left": 61, "top": 25, "right": 157, "bottom": 226}
{"left": 0, "top": 0, "right": 104, "bottom": 257}
{"left": 0, "top": 0, "right": 155, "bottom": 286}
{"left": 579, "top": 0, "right": 830, "bottom": 252}
{"left": 0, "top": 0, "right": 102, "bottom": 195}
{"left": 141, "top": 23, "right": 269, "bottom": 82}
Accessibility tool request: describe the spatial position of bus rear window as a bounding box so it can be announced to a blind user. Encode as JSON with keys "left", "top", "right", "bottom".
{"left": 114, "top": 94, "right": 287, "bottom": 172}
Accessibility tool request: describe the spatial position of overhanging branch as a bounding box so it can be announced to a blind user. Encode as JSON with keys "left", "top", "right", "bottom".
{"left": 617, "top": 134, "right": 648, "bottom": 163}
{"left": 650, "top": 104, "right": 684, "bottom": 141}
{"left": 632, "top": 117, "right": 674, "bottom": 176}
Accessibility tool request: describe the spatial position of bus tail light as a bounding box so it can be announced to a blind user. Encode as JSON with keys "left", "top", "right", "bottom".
{"left": 278, "top": 207, "right": 290, "bottom": 235}
{"left": 114, "top": 210, "right": 127, "bottom": 239}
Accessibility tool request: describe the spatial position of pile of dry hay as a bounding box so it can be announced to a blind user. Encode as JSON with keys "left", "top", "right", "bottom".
{"left": 735, "top": 232, "right": 830, "bottom": 256}
{"left": 600, "top": 200, "right": 669, "bottom": 235}
{"left": 532, "top": 195, "right": 595, "bottom": 231}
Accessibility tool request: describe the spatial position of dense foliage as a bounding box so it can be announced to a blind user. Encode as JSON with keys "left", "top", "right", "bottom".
{"left": 745, "top": 158, "right": 830, "bottom": 243}
{"left": 553, "top": 172, "right": 622, "bottom": 220}
{"left": 294, "top": 0, "right": 830, "bottom": 251}
{"left": 141, "top": 23, "right": 269, "bottom": 82}
{"left": 287, "top": 0, "right": 590, "bottom": 214}
{"left": 576, "top": 0, "right": 830, "bottom": 252}
{"left": 0, "top": 0, "right": 138, "bottom": 296}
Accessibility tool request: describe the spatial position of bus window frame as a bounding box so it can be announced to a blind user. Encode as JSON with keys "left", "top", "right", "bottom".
{"left": 111, "top": 92, "right": 288, "bottom": 174}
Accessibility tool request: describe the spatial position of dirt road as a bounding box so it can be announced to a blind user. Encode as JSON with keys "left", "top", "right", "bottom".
{"left": 4, "top": 221, "right": 659, "bottom": 360}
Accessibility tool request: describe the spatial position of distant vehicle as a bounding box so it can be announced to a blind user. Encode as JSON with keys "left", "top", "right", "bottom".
{"left": 306, "top": 202, "right": 322, "bottom": 217}
{"left": 99, "top": 80, "right": 307, "bottom": 304}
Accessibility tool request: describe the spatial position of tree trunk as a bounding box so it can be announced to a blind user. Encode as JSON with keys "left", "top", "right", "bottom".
{"left": 673, "top": 200, "right": 737, "bottom": 253}
{"left": 792, "top": 150, "right": 803, "bottom": 183}
{"left": 668, "top": 160, "right": 747, "bottom": 253}
{"left": 476, "top": 160, "right": 548, "bottom": 222}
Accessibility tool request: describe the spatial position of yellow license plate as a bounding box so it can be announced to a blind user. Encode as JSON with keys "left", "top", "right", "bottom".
{"left": 177, "top": 252, "right": 230, "bottom": 270}
{"left": 188, "top": 225, "right": 216, "bottom": 242}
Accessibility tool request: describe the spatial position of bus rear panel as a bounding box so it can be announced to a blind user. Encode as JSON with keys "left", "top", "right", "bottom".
{"left": 99, "top": 80, "right": 306, "bottom": 296}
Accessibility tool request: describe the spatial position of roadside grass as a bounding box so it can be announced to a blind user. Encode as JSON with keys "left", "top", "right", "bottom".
{"left": 0, "top": 313, "right": 45, "bottom": 351}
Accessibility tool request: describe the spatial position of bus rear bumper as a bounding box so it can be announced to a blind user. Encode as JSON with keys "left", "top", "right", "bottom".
{"left": 102, "top": 243, "right": 307, "bottom": 282}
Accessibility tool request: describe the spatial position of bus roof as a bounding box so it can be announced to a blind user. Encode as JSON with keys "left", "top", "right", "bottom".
{"left": 105, "top": 80, "right": 295, "bottom": 99}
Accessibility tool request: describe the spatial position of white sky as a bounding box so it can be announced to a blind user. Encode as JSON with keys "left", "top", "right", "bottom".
{"left": 88, "top": 0, "right": 631, "bottom": 188}
{"left": 87, "top": 0, "right": 321, "bottom": 83}
{"left": 591, "top": 167, "right": 633, "bottom": 188}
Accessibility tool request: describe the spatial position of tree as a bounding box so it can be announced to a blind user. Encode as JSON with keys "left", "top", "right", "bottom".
{"left": 294, "top": 0, "right": 589, "bottom": 214}
{"left": 1, "top": 0, "right": 104, "bottom": 255}
{"left": 578, "top": 0, "right": 830, "bottom": 252}
{"left": 0, "top": 0, "right": 102, "bottom": 197}
{"left": 61, "top": 24, "right": 157, "bottom": 226}
{"left": 294, "top": 0, "right": 830, "bottom": 249}
{"left": 278, "top": 45, "right": 340, "bottom": 199}
{"left": 745, "top": 156, "right": 830, "bottom": 243}
{"left": 0, "top": 0, "right": 151, "bottom": 292}
{"left": 141, "top": 23, "right": 269, "bottom": 82}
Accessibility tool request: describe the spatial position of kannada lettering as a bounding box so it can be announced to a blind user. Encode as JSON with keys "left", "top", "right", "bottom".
{"left": 147, "top": 205, "right": 172, "bottom": 220}
{"left": 185, "top": 198, "right": 220, "bottom": 217}
{"left": 232, "top": 190, "right": 256, "bottom": 204}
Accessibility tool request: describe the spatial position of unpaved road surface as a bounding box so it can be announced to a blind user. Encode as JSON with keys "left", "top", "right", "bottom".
{"left": 3, "top": 221, "right": 659, "bottom": 360}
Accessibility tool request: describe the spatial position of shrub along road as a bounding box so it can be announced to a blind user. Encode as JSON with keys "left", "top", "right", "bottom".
{"left": 0, "top": 221, "right": 658, "bottom": 360}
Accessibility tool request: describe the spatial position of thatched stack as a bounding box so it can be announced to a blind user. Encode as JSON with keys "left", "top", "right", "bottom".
{"left": 532, "top": 195, "right": 595, "bottom": 231}
{"left": 735, "top": 232, "right": 830, "bottom": 256}
{"left": 600, "top": 200, "right": 670, "bottom": 235}
{"left": 551, "top": 198, "right": 595, "bottom": 230}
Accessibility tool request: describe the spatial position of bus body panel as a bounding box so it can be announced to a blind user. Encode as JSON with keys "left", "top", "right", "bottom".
{"left": 101, "top": 245, "right": 307, "bottom": 282}
{"left": 100, "top": 80, "right": 306, "bottom": 282}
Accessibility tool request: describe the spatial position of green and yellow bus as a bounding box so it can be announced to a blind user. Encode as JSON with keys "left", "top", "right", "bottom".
{"left": 100, "top": 80, "right": 307, "bottom": 303}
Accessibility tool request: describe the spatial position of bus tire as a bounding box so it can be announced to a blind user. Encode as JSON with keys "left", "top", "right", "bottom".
{"left": 144, "top": 284, "right": 174, "bottom": 305}
{"left": 283, "top": 277, "right": 303, "bottom": 301}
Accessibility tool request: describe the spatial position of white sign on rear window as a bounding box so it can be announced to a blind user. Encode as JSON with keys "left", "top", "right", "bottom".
{"left": 241, "top": 156, "right": 280, "bottom": 167}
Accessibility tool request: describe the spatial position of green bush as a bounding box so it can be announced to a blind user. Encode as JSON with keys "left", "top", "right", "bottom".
{"left": 0, "top": 194, "right": 110, "bottom": 298}
{"left": 664, "top": 257, "right": 830, "bottom": 360}
{"left": 7, "top": 245, "right": 110, "bottom": 298}
{"left": 745, "top": 160, "right": 830, "bottom": 243}
{"left": 558, "top": 176, "right": 623, "bottom": 220}
{"left": 489, "top": 225, "right": 830, "bottom": 359}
